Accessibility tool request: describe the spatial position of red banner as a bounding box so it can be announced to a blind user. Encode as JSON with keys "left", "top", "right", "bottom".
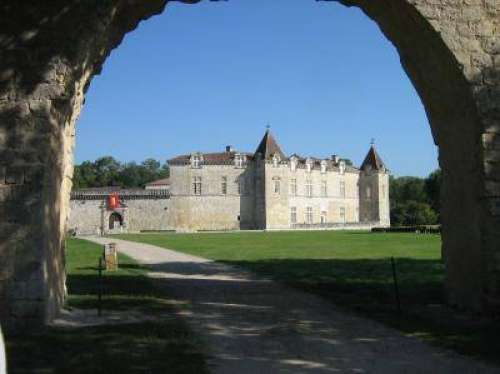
{"left": 108, "top": 193, "right": 120, "bottom": 210}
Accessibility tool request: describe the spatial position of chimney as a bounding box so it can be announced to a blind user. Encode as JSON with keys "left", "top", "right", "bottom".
{"left": 226, "top": 145, "right": 234, "bottom": 153}
{"left": 332, "top": 155, "right": 340, "bottom": 163}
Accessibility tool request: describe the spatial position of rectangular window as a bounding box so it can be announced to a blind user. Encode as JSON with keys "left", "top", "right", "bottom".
{"left": 193, "top": 176, "right": 202, "bottom": 195}
{"left": 306, "top": 207, "right": 313, "bottom": 224}
{"left": 366, "top": 186, "right": 372, "bottom": 199}
{"left": 235, "top": 154, "right": 244, "bottom": 168}
{"left": 221, "top": 176, "right": 227, "bottom": 195}
{"left": 321, "top": 181, "right": 327, "bottom": 197}
{"left": 290, "top": 178, "right": 297, "bottom": 196}
{"left": 192, "top": 155, "right": 201, "bottom": 168}
{"left": 340, "top": 207, "right": 346, "bottom": 223}
{"left": 291, "top": 207, "right": 297, "bottom": 224}
{"left": 274, "top": 178, "right": 281, "bottom": 194}
{"left": 321, "top": 210, "right": 327, "bottom": 224}
{"left": 340, "top": 181, "right": 346, "bottom": 198}
{"left": 306, "top": 179, "right": 313, "bottom": 197}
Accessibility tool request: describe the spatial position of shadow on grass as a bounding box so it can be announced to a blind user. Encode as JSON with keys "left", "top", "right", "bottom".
{"left": 105, "top": 255, "right": 499, "bottom": 364}
{"left": 7, "top": 269, "right": 208, "bottom": 374}
{"left": 8, "top": 321, "right": 206, "bottom": 374}
{"left": 214, "top": 257, "right": 499, "bottom": 365}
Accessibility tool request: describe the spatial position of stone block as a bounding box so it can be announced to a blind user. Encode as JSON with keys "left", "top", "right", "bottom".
{"left": 5, "top": 167, "right": 24, "bottom": 185}
{"left": 9, "top": 300, "right": 44, "bottom": 319}
{"left": 487, "top": 198, "right": 500, "bottom": 216}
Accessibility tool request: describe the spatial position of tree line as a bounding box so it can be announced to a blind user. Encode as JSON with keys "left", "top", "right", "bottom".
{"left": 73, "top": 156, "right": 442, "bottom": 226}
{"left": 390, "top": 169, "right": 442, "bottom": 226}
{"left": 73, "top": 156, "right": 169, "bottom": 189}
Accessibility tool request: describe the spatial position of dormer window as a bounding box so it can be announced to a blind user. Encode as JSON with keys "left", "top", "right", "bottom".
{"left": 306, "top": 158, "right": 313, "bottom": 173}
{"left": 191, "top": 154, "right": 202, "bottom": 169}
{"left": 320, "top": 160, "right": 327, "bottom": 174}
{"left": 290, "top": 156, "right": 298, "bottom": 172}
{"left": 272, "top": 154, "right": 280, "bottom": 168}
{"left": 234, "top": 154, "right": 245, "bottom": 168}
{"left": 339, "top": 160, "right": 346, "bottom": 175}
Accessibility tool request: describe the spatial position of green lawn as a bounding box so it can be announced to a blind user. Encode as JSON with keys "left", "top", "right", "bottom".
{"left": 7, "top": 238, "right": 208, "bottom": 374}
{"left": 114, "top": 231, "right": 500, "bottom": 366}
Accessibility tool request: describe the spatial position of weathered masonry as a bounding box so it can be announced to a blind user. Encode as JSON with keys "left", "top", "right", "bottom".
{"left": 167, "top": 130, "right": 390, "bottom": 232}
{"left": 0, "top": 1, "right": 499, "bottom": 329}
{"left": 69, "top": 188, "right": 171, "bottom": 235}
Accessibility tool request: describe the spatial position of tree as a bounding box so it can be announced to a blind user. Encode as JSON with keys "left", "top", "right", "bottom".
{"left": 72, "top": 157, "right": 170, "bottom": 189}
{"left": 425, "top": 169, "right": 442, "bottom": 214}
{"left": 389, "top": 170, "right": 441, "bottom": 226}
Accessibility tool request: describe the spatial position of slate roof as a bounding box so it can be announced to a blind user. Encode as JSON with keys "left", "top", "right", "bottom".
{"left": 289, "top": 154, "right": 359, "bottom": 173}
{"left": 168, "top": 152, "right": 254, "bottom": 166}
{"left": 254, "top": 130, "right": 286, "bottom": 160}
{"left": 145, "top": 178, "right": 170, "bottom": 186}
{"left": 361, "top": 145, "right": 386, "bottom": 171}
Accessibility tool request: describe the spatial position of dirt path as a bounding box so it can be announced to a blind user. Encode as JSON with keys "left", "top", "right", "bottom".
{"left": 86, "top": 236, "right": 498, "bottom": 374}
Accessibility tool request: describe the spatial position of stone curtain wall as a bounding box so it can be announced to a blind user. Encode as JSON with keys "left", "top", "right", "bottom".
{"left": 0, "top": 0, "right": 499, "bottom": 328}
{"left": 68, "top": 198, "right": 171, "bottom": 235}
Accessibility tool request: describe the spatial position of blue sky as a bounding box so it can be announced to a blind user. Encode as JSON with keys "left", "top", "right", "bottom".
{"left": 76, "top": 0, "right": 438, "bottom": 177}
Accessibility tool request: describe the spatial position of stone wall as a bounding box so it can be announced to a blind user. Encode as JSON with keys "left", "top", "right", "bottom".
{"left": 68, "top": 197, "right": 171, "bottom": 235}
{"left": 169, "top": 163, "right": 256, "bottom": 231}
{"left": 264, "top": 161, "right": 367, "bottom": 229}
{"left": 1, "top": 0, "right": 499, "bottom": 329}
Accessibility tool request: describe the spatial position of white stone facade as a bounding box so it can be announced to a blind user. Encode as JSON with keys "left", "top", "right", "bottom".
{"left": 69, "top": 131, "right": 390, "bottom": 234}
{"left": 167, "top": 131, "right": 390, "bottom": 231}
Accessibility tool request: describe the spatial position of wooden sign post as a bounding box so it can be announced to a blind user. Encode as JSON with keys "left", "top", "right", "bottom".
{"left": 104, "top": 243, "right": 118, "bottom": 271}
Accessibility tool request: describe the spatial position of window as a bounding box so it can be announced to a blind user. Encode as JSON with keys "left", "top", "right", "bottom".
{"left": 273, "top": 178, "right": 281, "bottom": 194}
{"left": 192, "top": 176, "right": 202, "bottom": 195}
{"left": 340, "top": 207, "right": 346, "bottom": 223}
{"left": 320, "top": 160, "right": 327, "bottom": 174}
{"left": 290, "top": 179, "right": 297, "bottom": 196}
{"left": 235, "top": 154, "right": 245, "bottom": 168}
{"left": 273, "top": 154, "right": 280, "bottom": 167}
{"left": 306, "top": 179, "right": 313, "bottom": 197}
{"left": 366, "top": 186, "right": 372, "bottom": 199}
{"left": 320, "top": 210, "right": 327, "bottom": 224}
{"left": 191, "top": 154, "right": 201, "bottom": 168}
{"left": 321, "top": 181, "right": 327, "bottom": 197}
{"left": 221, "top": 176, "right": 227, "bottom": 195}
{"left": 340, "top": 181, "right": 346, "bottom": 198}
{"left": 291, "top": 207, "right": 297, "bottom": 224}
{"left": 339, "top": 160, "right": 346, "bottom": 175}
{"left": 306, "top": 207, "right": 313, "bottom": 224}
{"left": 306, "top": 159, "right": 313, "bottom": 173}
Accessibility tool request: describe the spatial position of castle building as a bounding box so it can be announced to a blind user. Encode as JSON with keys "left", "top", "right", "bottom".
{"left": 166, "top": 130, "right": 390, "bottom": 231}
{"left": 68, "top": 130, "right": 390, "bottom": 234}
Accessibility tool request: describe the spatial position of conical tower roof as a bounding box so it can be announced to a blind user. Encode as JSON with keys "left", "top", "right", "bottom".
{"left": 254, "top": 130, "right": 286, "bottom": 160}
{"left": 361, "top": 144, "right": 386, "bottom": 171}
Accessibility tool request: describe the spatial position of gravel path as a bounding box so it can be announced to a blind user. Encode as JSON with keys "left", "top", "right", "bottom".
{"left": 86, "top": 236, "right": 498, "bottom": 374}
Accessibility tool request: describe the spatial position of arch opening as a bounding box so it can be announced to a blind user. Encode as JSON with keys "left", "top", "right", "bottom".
{"left": 0, "top": 0, "right": 498, "bottom": 330}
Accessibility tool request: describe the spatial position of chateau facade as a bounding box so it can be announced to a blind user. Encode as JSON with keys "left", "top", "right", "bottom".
{"left": 167, "top": 130, "right": 390, "bottom": 232}
{"left": 68, "top": 130, "right": 390, "bottom": 234}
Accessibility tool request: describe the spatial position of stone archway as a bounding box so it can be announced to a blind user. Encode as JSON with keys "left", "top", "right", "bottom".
{"left": 0, "top": 0, "right": 498, "bottom": 329}
{"left": 108, "top": 212, "right": 123, "bottom": 231}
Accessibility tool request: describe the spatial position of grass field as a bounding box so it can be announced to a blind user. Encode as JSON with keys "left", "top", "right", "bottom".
{"left": 114, "top": 231, "right": 500, "bottom": 365}
{"left": 6, "top": 238, "right": 208, "bottom": 374}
